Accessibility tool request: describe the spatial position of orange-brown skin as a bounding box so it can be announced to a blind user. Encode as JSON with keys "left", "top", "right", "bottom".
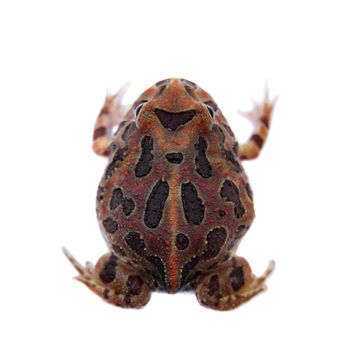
{"left": 64, "top": 78, "right": 276, "bottom": 310}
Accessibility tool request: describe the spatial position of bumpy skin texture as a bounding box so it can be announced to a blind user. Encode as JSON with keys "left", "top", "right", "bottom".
{"left": 64, "top": 78, "right": 275, "bottom": 310}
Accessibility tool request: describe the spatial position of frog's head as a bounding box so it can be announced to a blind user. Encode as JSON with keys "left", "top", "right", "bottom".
{"left": 133, "top": 78, "right": 219, "bottom": 132}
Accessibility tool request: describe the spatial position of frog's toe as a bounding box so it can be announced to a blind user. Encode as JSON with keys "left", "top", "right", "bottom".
{"left": 195, "top": 256, "right": 275, "bottom": 311}
{"left": 63, "top": 248, "right": 152, "bottom": 309}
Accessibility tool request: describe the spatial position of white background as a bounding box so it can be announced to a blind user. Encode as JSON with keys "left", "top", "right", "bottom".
{"left": 1, "top": 0, "right": 349, "bottom": 349}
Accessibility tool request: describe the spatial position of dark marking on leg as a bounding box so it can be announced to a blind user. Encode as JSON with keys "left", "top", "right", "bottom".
{"left": 121, "top": 121, "right": 137, "bottom": 141}
{"left": 103, "top": 288, "right": 110, "bottom": 299}
{"left": 124, "top": 275, "right": 144, "bottom": 304}
{"left": 105, "top": 146, "right": 128, "bottom": 178}
{"left": 144, "top": 180, "right": 169, "bottom": 228}
{"left": 181, "top": 182, "right": 205, "bottom": 225}
{"left": 135, "top": 136, "right": 154, "bottom": 177}
{"left": 207, "top": 275, "right": 220, "bottom": 296}
{"left": 229, "top": 265, "right": 245, "bottom": 291}
{"left": 175, "top": 233, "right": 189, "bottom": 251}
{"left": 146, "top": 255, "right": 166, "bottom": 289}
{"left": 125, "top": 231, "right": 146, "bottom": 256}
{"left": 155, "top": 109, "right": 196, "bottom": 131}
{"left": 180, "top": 256, "right": 200, "bottom": 288}
{"left": 126, "top": 275, "right": 143, "bottom": 295}
{"left": 220, "top": 180, "right": 245, "bottom": 218}
{"left": 165, "top": 152, "right": 184, "bottom": 164}
{"left": 261, "top": 115, "right": 270, "bottom": 128}
{"left": 250, "top": 134, "right": 264, "bottom": 148}
{"left": 99, "top": 255, "right": 117, "bottom": 283}
{"left": 93, "top": 126, "right": 107, "bottom": 140}
{"left": 195, "top": 136, "right": 212, "bottom": 178}
{"left": 202, "top": 227, "right": 227, "bottom": 260}
{"left": 102, "top": 217, "right": 119, "bottom": 233}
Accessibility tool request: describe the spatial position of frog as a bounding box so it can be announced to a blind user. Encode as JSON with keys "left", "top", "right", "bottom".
{"left": 63, "top": 78, "right": 276, "bottom": 311}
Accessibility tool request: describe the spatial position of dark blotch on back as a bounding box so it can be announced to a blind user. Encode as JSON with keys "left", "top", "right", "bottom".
{"left": 195, "top": 136, "right": 212, "bottom": 178}
{"left": 105, "top": 146, "right": 128, "bottom": 178}
{"left": 181, "top": 79, "right": 197, "bottom": 88}
{"left": 99, "top": 255, "right": 117, "bottom": 283}
{"left": 102, "top": 217, "right": 118, "bottom": 233}
{"left": 220, "top": 180, "right": 245, "bottom": 218}
{"left": 156, "top": 79, "right": 171, "bottom": 87}
{"left": 175, "top": 233, "right": 189, "bottom": 250}
{"left": 110, "top": 188, "right": 135, "bottom": 216}
{"left": 223, "top": 123, "right": 234, "bottom": 137}
{"left": 245, "top": 183, "right": 253, "bottom": 201}
{"left": 213, "top": 125, "right": 242, "bottom": 172}
{"left": 110, "top": 188, "right": 123, "bottom": 210}
{"left": 166, "top": 152, "right": 184, "bottom": 164}
{"left": 144, "top": 180, "right": 169, "bottom": 228}
{"left": 181, "top": 182, "right": 205, "bottom": 225}
{"left": 202, "top": 227, "right": 227, "bottom": 260}
{"left": 223, "top": 148, "right": 243, "bottom": 172}
{"left": 135, "top": 136, "right": 154, "bottom": 177}
{"left": 146, "top": 255, "right": 166, "bottom": 289}
{"left": 125, "top": 231, "right": 146, "bottom": 256}
{"left": 155, "top": 109, "right": 196, "bottom": 131}
{"left": 121, "top": 121, "right": 136, "bottom": 141}
{"left": 180, "top": 256, "right": 200, "bottom": 288}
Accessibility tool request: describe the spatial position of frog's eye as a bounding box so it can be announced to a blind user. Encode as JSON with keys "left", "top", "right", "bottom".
{"left": 135, "top": 100, "right": 148, "bottom": 117}
{"left": 204, "top": 101, "right": 218, "bottom": 118}
{"left": 206, "top": 104, "right": 215, "bottom": 118}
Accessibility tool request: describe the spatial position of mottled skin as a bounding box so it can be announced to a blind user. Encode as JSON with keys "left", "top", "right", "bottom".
{"left": 64, "top": 78, "right": 276, "bottom": 310}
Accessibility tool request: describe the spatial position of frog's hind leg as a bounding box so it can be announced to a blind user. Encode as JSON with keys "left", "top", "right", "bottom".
{"left": 63, "top": 248, "right": 152, "bottom": 308}
{"left": 239, "top": 89, "right": 277, "bottom": 160}
{"left": 92, "top": 83, "right": 131, "bottom": 157}
{"left": 195, "top": 256, "right": 275, "bottom": 311}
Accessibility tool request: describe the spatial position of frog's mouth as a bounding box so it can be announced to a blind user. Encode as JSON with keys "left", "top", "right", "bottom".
{"left": 154, "top": 109, "right": 196, "bottom": 131}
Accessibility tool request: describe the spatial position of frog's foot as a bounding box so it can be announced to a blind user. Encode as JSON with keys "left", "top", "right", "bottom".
{"left": 239, "top": 88, "right": 277, "bottom": 160}
{"left": 195, "top": 256, "right": 275, "bottom": 311}
{"left": 63, "top": 247, "right": 152, "bottom": 308}
{"left": 92, "top": 82, "right": 131, "bottom": 157}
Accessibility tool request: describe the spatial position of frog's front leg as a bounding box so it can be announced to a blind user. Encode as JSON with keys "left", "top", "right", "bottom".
{"left": 63, "top": 248, "right": 152, "bottom": 308}
{"left": 92, "top": 83, "right": 131, "bottom": 157}
{"left": 195, "top": 256, "right": 275, "bottom": 311}
{"left": 239, "top": 90, "right": 277, "bottom": 160}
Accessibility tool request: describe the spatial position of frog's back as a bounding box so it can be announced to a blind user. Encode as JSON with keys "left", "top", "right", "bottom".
{"left": 96, "top": 79, "right": 254, "bottom": 292}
